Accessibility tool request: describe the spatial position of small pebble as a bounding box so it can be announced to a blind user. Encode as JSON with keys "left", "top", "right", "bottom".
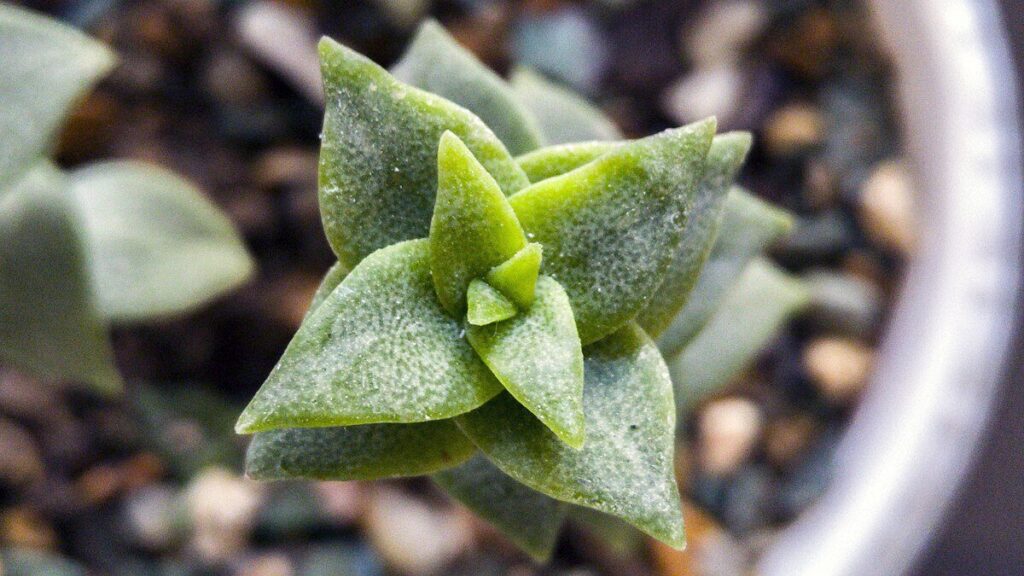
{"left": 254, "top": 147, "right": 318, "bottom": 190}
{"left": 363, "top": 487, "right": 472, "bottom": 575}
{"left": 186, "top": 467, "right": 264, "bottom": 563}
{"left": 313, "top": 481, "right": 363, "bottom": 525}
{"left": 662, "top": 65, "right": 744, "bottom": 126}
{"left": 764, "top": 103, "right": 824, "bottom": 156}
{"left": 123, "top": 484, "right": 182, "bottom": 551}
{"left": 803, "top": 337, "right": 874, "bottom": 404}
{"left": 236, "top": 552, "right": 294, "bottom": 576}
{"left": 698, "top": 398, "right": 763, "bottom": 477}
{"left": 1, "top": 507, "right": 57, "bottom": 550}
{"left": 684, "top": 0, "right": 767, "bottom": 66}
{"left": 858, "top": 160, "right": 917, "bottom": 254}
{"left": 765, "top": 415, "right": 818, "bottom": 468}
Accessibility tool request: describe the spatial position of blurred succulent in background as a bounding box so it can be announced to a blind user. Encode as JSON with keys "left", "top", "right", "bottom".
{"left": 235, "top": 20, "right": 806, "bottom": 560}
{"left": 0, "top": 5, "right": 254, "bottom": 394}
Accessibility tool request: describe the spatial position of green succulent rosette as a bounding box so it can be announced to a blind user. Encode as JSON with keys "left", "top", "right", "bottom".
{"left": 237, "top": 21, "right": 808, "bottom": 561}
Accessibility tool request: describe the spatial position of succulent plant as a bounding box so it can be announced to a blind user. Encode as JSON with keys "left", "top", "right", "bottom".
{"left": 0, "top": 5, "right": 253, "bottom": 394}
{"left": 237, "top": 21, "right": 806, "bottom": 560}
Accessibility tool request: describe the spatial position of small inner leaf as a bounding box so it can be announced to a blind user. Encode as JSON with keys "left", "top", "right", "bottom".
{"left": 466, "top": 280, "right": 518, "bottom": 326}
{"left": 458, "top": 323, "right": 684, "bottom": 548}
{"left": 392, "top": 20, "right": 544, "bottom": 155}
{"left": 486, "top": 242, "right": 543, "bottom": 309}
{"left": 510, "top": 67, "right": 622, "bottom": 145}
{"left": 466, "top": 276, "right": 585, "bottom": 448}
{"left": 235, "top": 239, "right": 503, "bottom": 433}
{"left": 246, "top": 420, "right": 475, "bottom": 481}
{"left": 637, "top": 132, "right": 753, "bottom": 338}
{"left": 433, "top": 455, "right": 567, "bottom": 561}
{"left": 658, "top": 187, "right": 794, "bottom": 357}
{"left": 510, "top": 119, "right": 716, "bottom": 344}
{"left": 317, "top": 37, "right": 529, "bottom": 268}
{"left": 430, "top": 131, "right": 528, "bottom": 315}
{"left": 668, "top": 258, "right": 809, "bottom": 416}
{"left": 304, "top": 261, "right": 350, "bottom": 321}
{"left": 516, "top": 141, "right": 620, "bottom": 184}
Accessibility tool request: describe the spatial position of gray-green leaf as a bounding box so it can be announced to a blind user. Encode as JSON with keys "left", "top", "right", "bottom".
{"left": 668, "top": 258, "right": 809, "bottom": 415}
{"left": 458, "top": 323, "right": 684, "bottom": 548}
{"left": 466, "top": 276, "right": 585, "bottom": 448}
{"left": 658, "top": 187, "right": 794, "bottom": 357}
{"left": 637, "top": 132, "right": 752, "bottom": 338}
{"left": 235, "top": 239, "right": 502, "bottom": 433}
{"left": 510, "top": 119, "right": 716, "bottom": 344}
{"left": 68, "top": 161, "right": 254, "bottom": 323}
{"left": 304, "top": 261, "right": 350, "bottom": 321}
{"left": 0, "top": 4, "right": 115, "bottom": 190}
{"left": 510, "top": 68, "right": 622, "bottom": 145}
{"left": 516, "top": 141, "right": 620, "bottom": 184}
{"left": 392, "top": 20, "right": 544, "bottom": 155}
{"left": 0, "top": 164, "right": 119, "bottom": 393}
{"left": 318, "top": 37, "right": 529, "bottom": 268}
{"left": 246, "top": 420, "right": 475, "bottom": 481}
{"left": 433, "top": 455, "right": 567, "bottom": 561}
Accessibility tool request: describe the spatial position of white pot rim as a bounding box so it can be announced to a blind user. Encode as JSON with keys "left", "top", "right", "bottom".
{"left": 758, "top": 1, "right": 1024, "bottom": 574}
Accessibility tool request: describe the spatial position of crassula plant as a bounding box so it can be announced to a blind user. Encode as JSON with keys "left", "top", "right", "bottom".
{"left": 237, "top": 21, "right": 806, "bottom": 560}
{"left": 0, "top": 5, "right": 253, "bottom": 393}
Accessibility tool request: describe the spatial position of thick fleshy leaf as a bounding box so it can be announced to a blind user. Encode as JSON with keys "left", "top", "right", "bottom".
{"left": 637, "top": 132, "right": 752, "bottom": 338}
{"left": 510, "top": 119, "right": 716, "bottom": 344}
{"left": 458, "top": 323, "right": 685, "bottom": 548}
{"left": 668, "top": 258, "right": 809, "bottom": 415}
{"left": 516, "top": 141, "right": 619, "bottom": 184}
{"left": 510, "top": 68, "right": 622, "bottom": 145}
{"left": 392, "top": 20, "right": 544, "bottom": 155}
{"left": 304, "top": 261, "right": 350, "bottom": 321}
{"left": 68, "top": 161, "right": 254, "bottom": 323}
{"left": 246, "top": 419, "right": 475, "bottom": 481}
{"left": 0, "top": 164, "right": 119, "bottom": 393}
{"left": 466, "top": 280, "right": 518, "bottom": 326}
{"left": 658, "top": 187, "right": 794, "bottom": 357}
{"left": 466, "top": 276, "right": 585, "bottom": 448}
{"left": 430, "top": 132, "right": 528, "bottom": 314}
{"left": 235, "top": 239, "right": 502, "bottom": 433}
{"left": 486, "top": 242, "right": 543, "bottom": 309}
{"left": 0, "top": 4, "right": 115, "bottom": 190}
{"left": 318, "top": 37, "right": 529, "bottom": 268}
{"left": 433, "top": 455, "right": 567, "bottom": 561}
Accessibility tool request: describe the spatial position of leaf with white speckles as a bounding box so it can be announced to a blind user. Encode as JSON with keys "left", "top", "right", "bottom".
{"left": 467, "top": 280, "right": 518, "bottom": 326}
{"left": 458, "top": 323, "right": 684, "bottom": 548}
{"left": 658, "top": 187, "right": 794, "bottom": 357}
{"left": 637, "top": 132, "right": 752, "bottom": 338}
{"left": 392, "top": 21, "right": 544, "bottom": 155}
{"left": 516, "top": 141, "right": 619, "bottom": 184}
{"left": 304, "top": 261, "right": 349, "bottom": 321}
{"left": 246, "top": 419, "right": 475, "bottom": 480}
{"left": 430, "top": 132, "right": 527, "bottom": 315}
{"left": 433, "top": 455, "right": 567, "bottom": 561}
{"left": 235, "top": 239, "right": 503, "bottom": 433}
{"left": 467, "top": 276, "right": 584, "bottom": 448}
{"left": 669, "top": 258, "right": 809, "bottom": 415}
{"left": 510, "top": 68, "right": 622, "bottom": 145}
{"left": 510, "top": 119, "right": 716, "bottom": 344}
{"left": 317, "top": 37, "right": 529, "bottom": 268}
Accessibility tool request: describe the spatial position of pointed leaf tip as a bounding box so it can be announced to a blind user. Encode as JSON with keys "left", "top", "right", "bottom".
{"left": 317, "top": 36, "right": 528, "bottom": 268}
{"left": 486, "top": 242, "right": 543, "bottom": 309}
{"left": 235, "top": 239, "right": 502, "bottom": 434}
{"left": 467, "top": 279, "right": 518, "bottom": 326}
{"left": 509, "top": 119, "right": 717, "bottom": 344}
{"left": 467, "top": 276, "right": 585, "bottom": 449}
{"left": 430, "top": 132, "right": 528, "bottom": 315}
